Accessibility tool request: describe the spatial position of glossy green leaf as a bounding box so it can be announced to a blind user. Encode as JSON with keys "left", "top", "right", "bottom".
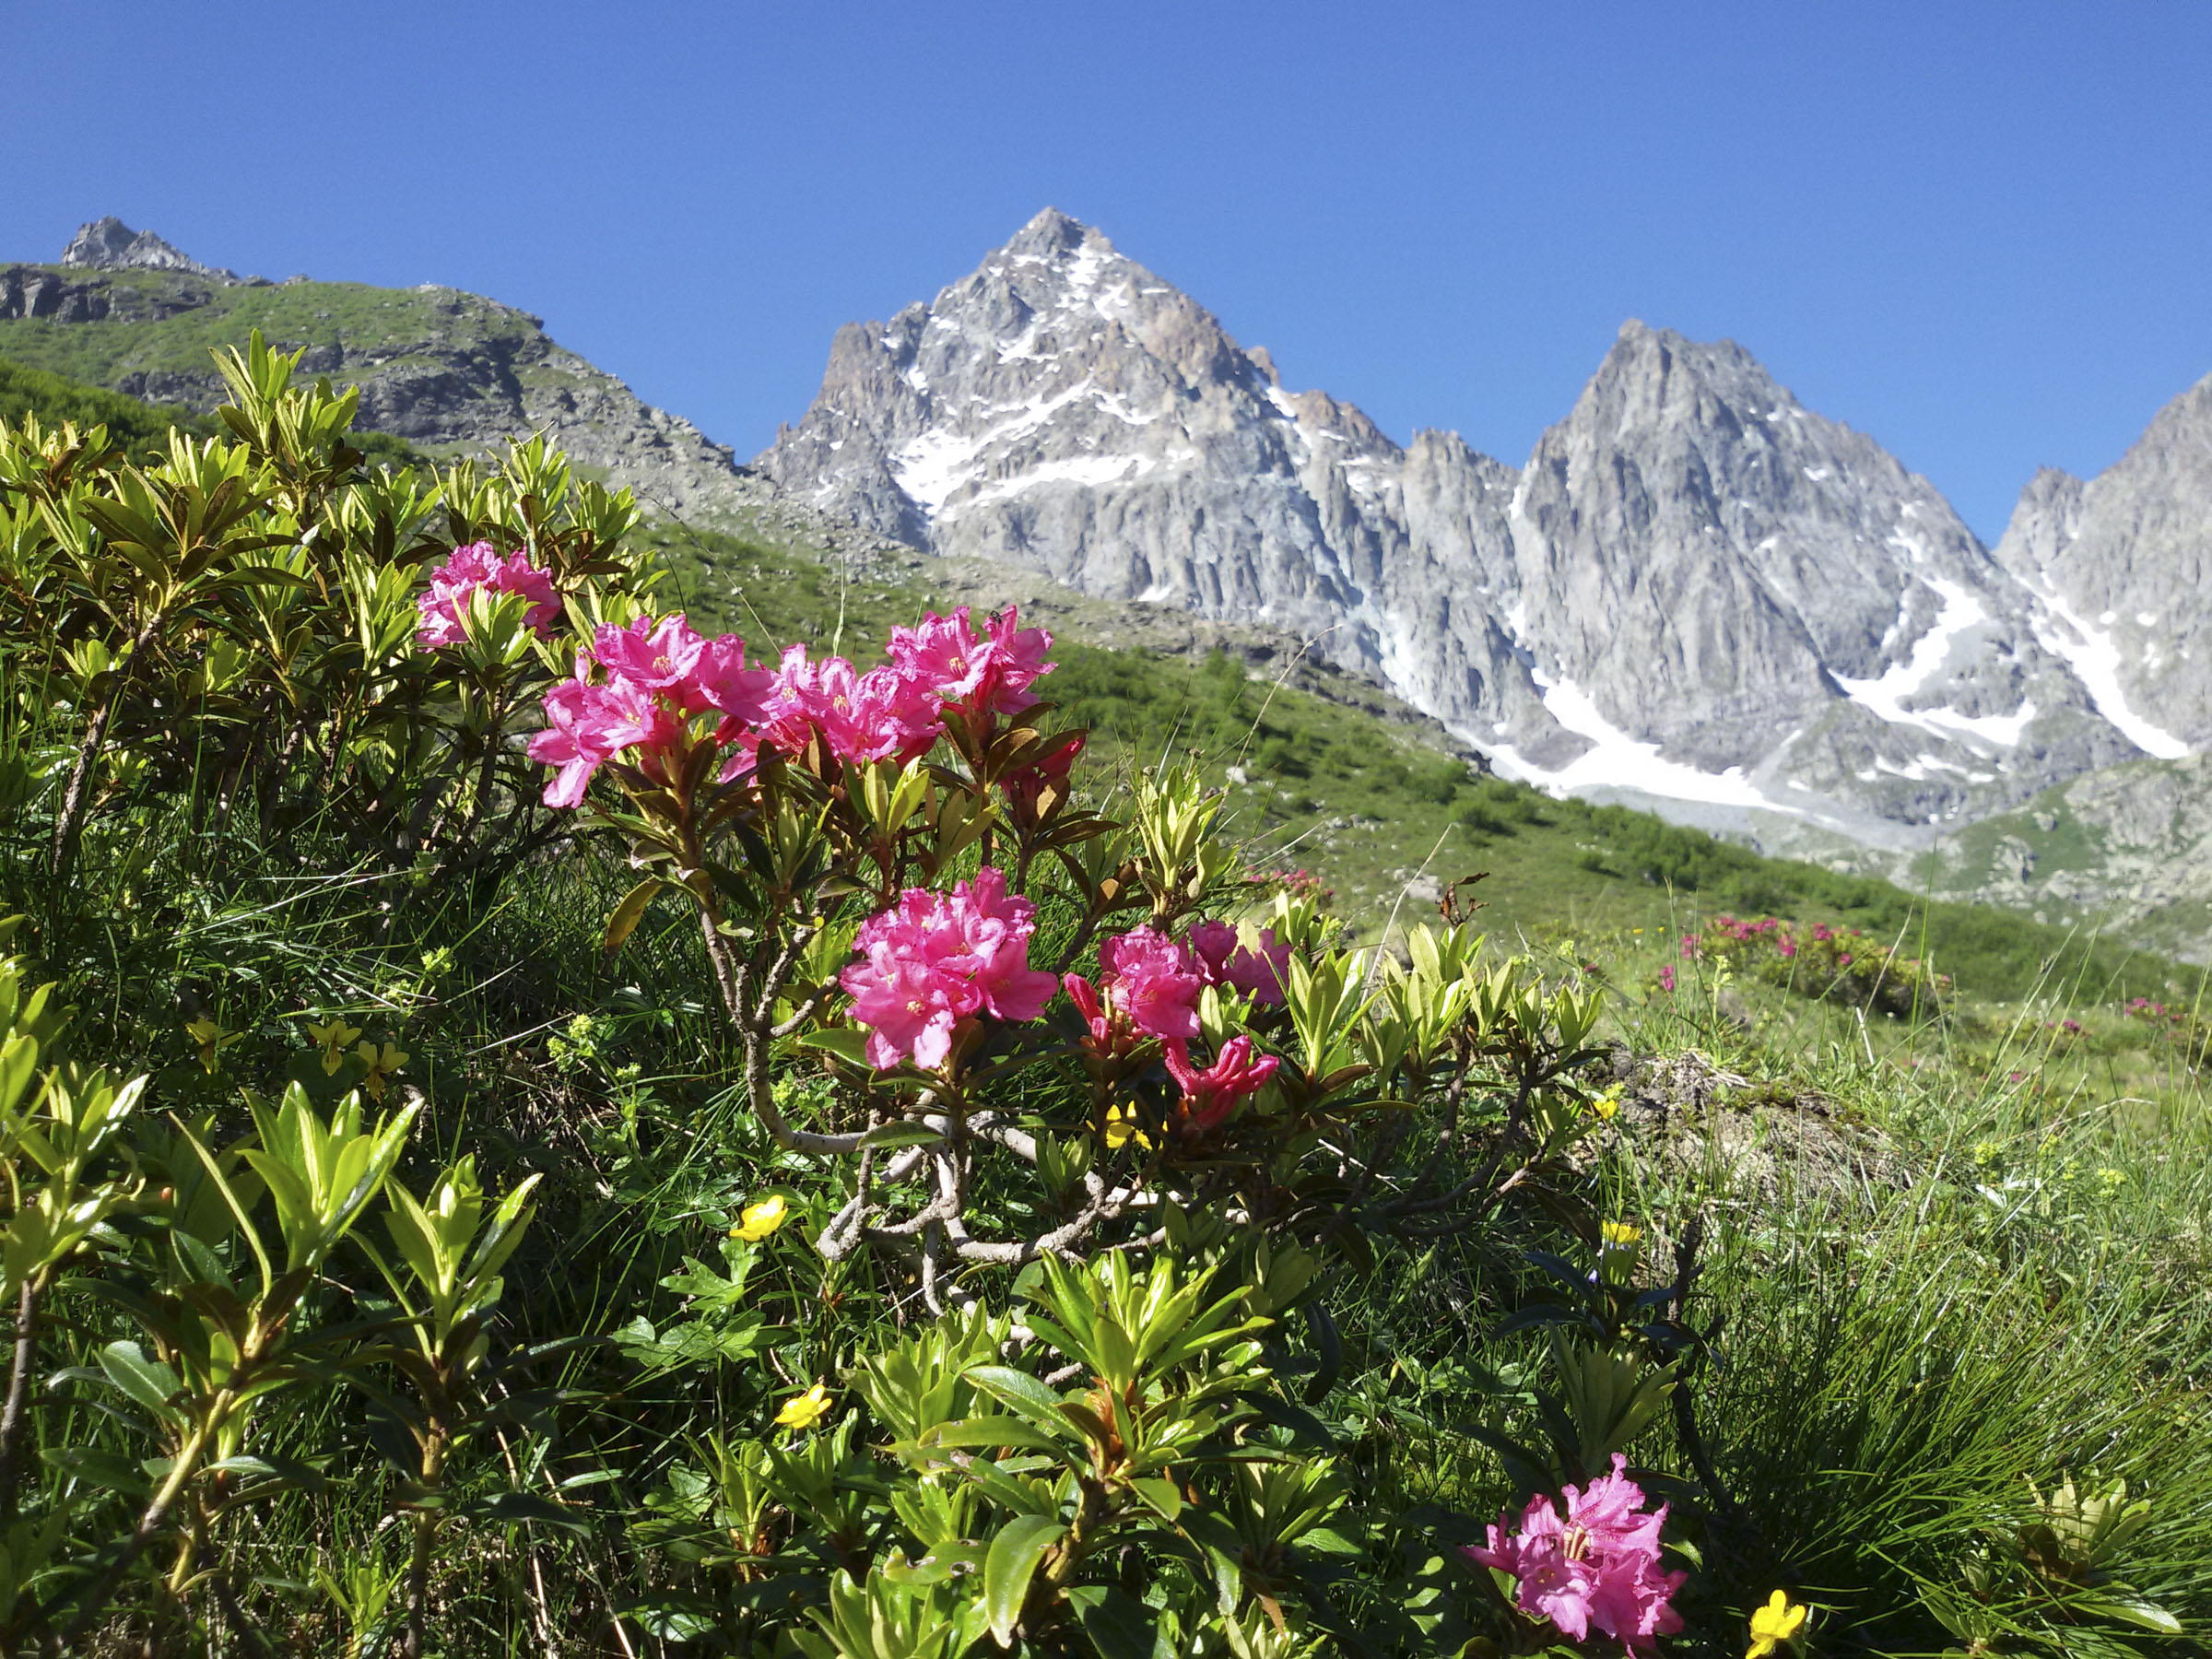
{"left": 982, "top": 1512, "right": 1066, "bottom": 1646}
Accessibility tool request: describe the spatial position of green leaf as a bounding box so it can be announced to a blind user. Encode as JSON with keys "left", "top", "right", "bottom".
{"left": 1130, "top": 1477, "right": 1182, "bottom": 1521}
{"left": 794, "top": 1028, "right": 871, "bottom": 1066}
{"left": 2070, "top": 1586, "right": 2183, "bottom": 1636}
{"left": 912, "top": 1416, "right": 1063, "bottom": 1453}
{"left": 966, "top": 1364, "right": 1068, "bottom": 1430}
{"left": 1066, "top": 1586, "right": 1167, "bottom": 1659}
{"left": 1176, "top": 1507, "right": 1243, "bottom": 1613}
{"left": 460, "top": 1491, "right": 590, "bottom": 1536}
{"left": 96, "top": 1341, "right": 184, "bottom": 1426}
{"left": 982, "top": 1512, "right": 1066, "bottom": 1646}
{"left": 602, "top": 877, "right": 665, "bottom": 959}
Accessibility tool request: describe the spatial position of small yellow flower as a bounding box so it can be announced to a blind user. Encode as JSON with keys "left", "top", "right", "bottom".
{"left": 733, "top": 1194, "right": 790, "bottom": 1241}
{"left": 356, "top": 1039, "right": 408, "bottom": 1102}
{"left": 1597, "top": 1219, "right": 1642, "bottom": 1288}
{"left": 1102, "top": 1102, "right": 1154, "bottom": 1151}
{"left": 185, "top": 1016, "right": 239, "bottom": 1074}
{"left": 1747, "top": 1590, "right": 1808, "bottom": 1659}
{"left": 1589, "top": 1085, "right": 1622, "bottom": 1122}
{"left": 775, "top": 1382, "right": 835, "bottom": 1432}
{"left": 306, "top": 1018, "right": 363, "bottom": 1077}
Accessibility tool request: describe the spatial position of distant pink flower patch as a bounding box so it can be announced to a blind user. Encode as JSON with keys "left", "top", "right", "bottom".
{"left": 416, "top": 541, "right": 559, "bottom": 649}
{"left": 1097, "top": 927, "right": 1206, "bottom": 1041}
{"left": 838, "top": 869, "right": 1055, "bottom": 1070}
{"left": 1186, "top": 920, "right": 1291, "bottom": 1006}
{"left": 1164, "top": 1034, "right": 1278, "bottom": 1135}
{"left": 1465, "top": 1454, "right": 1686, "bottom": 1653}
{"left": 1656, "top": 965, "right": 1677, "bottom": 994}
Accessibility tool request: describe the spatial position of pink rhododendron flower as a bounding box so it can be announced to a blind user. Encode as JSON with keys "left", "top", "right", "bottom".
{"left": 838, "top": 869, "right": 1054, "bottom": 1069}
{"left": 1465, "top": 1455, "right": 1685, "bottom": 1653}
{"left": 763, "top": 646, "right": 944, "bottom": 764}
{"left": 936, "top": 866, "right": 1058, "bottom": 1023}
{"left": 416, "top": 541, "right": 559, "bottom": 649}
{"left": 526, "top": 666, "right": 679, "bottom": 807}
{"left": 888, "top": 606, "right": 1057, "bottom": 718}
{"left": 594, "top": 613, "right": 707, "bottom": 697}
{"left": 1186, "top": 920, "right": 1292, "bottom": 1006}
{"left": 1096, "top": 927, "right": 1206, "bottom": 1041}
{"left": 841, "top": 943, "right": 964, "bottom": 1070}
{"left": 887, "top": 608, "right": 995, "bottom": 709}
{"left": 979, "top": 606, "right": 1054, "bottom": 714}
{"left": 690, "top": 632, "right": 778, "bottom": 726}
{"left": 1163, "top": 1034, "right": 1279, "bottom": 1135}
{"left": 849, "top": 665, "right": 947, "bottom": 762}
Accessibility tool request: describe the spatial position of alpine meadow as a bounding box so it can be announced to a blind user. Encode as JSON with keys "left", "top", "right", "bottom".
{"left": 0, "top": 198, "right": 2208, "bottom": 1659}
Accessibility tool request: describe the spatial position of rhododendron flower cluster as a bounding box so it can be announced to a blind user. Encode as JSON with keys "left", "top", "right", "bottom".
{"left": 526, "top": 612, "right": 773, "bottom": 806}
{"left": 416, "top": 541, "right": 560, "bottom": 650}
{"left": 886, "top": 605, "right": 1054, "bottom": 717}
{"left": 761, "top": 644, "right": 944, "bottom": 765}
{"left": 1091, "top": 927, "right": 1206, "bottom": 1041}
{"left": 530, "top": 668, "right": 685, "bottom": 808}
{"left": 837, "top": 869, "right": 1056, "bottom": 1069}
{"left": 1187, "top": 920, "right": 1291, "bottom": 1006}
{"left": 529, "top": 605, "right": 1064, "bottom": 809}
{"left": 1163, "top": 1034, "right": 1279, "bottom": 1135}
{"left": 1467, "top": 1454, "right": 1686, "bottom": 1653}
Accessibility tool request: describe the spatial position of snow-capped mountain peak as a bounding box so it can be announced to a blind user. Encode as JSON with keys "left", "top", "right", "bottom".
{"left": 759, "top": 210, "right": 2172, "bottom": 848}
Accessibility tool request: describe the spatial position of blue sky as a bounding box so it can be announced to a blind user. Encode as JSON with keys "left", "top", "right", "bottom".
{"left": 8, "top": 2, "right": 2210, "bottom": 539}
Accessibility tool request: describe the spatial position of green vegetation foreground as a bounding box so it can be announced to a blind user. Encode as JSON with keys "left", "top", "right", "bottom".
{"left": 0, "top": 346, "right": 2205, "bottom": 1657}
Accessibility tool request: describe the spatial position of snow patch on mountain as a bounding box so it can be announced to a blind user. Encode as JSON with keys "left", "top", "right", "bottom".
{"left": 2028, "top": 588, "right": 2190, "bottom": 760}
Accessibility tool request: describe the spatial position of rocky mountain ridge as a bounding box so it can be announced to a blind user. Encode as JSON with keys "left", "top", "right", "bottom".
{"left": 759, "top": 207, "right": 2197, "bottom": 852}
{"left": 2, "top": 220, "right": 909, "bottom": 566}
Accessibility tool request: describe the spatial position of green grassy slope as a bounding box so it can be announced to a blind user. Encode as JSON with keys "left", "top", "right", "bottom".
{"left": 0, "top": 269, "right": 538, "bottom": 405}
{"left": 0, "top": 356, "right": 210, "bottom": 450}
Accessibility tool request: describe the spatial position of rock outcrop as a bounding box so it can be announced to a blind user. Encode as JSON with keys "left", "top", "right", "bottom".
{"left": 60, "top": 217, "right": 236, "bottom": 281}
{"left": 1991, "top": 371, "right": 2212, "bottom": 755}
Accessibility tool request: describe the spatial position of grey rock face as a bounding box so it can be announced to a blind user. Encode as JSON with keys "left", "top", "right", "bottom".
{"left": 1991, "top": 371, "right": 2212, "bottom": 755}
{"left": 759, "top": 208, "right": 1562, "bottom": 758}
{"left": 1498, "top": 322, "right": 2136, "bottom": 825}
{"left": 1914, "top": 753, "right": 2212, "bottom": 962}
{"left": 60, "top": 217, "right": 233, "bottom": 280}
{"left": 759, "top": 209, "right": 2155, "bottom": 836}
